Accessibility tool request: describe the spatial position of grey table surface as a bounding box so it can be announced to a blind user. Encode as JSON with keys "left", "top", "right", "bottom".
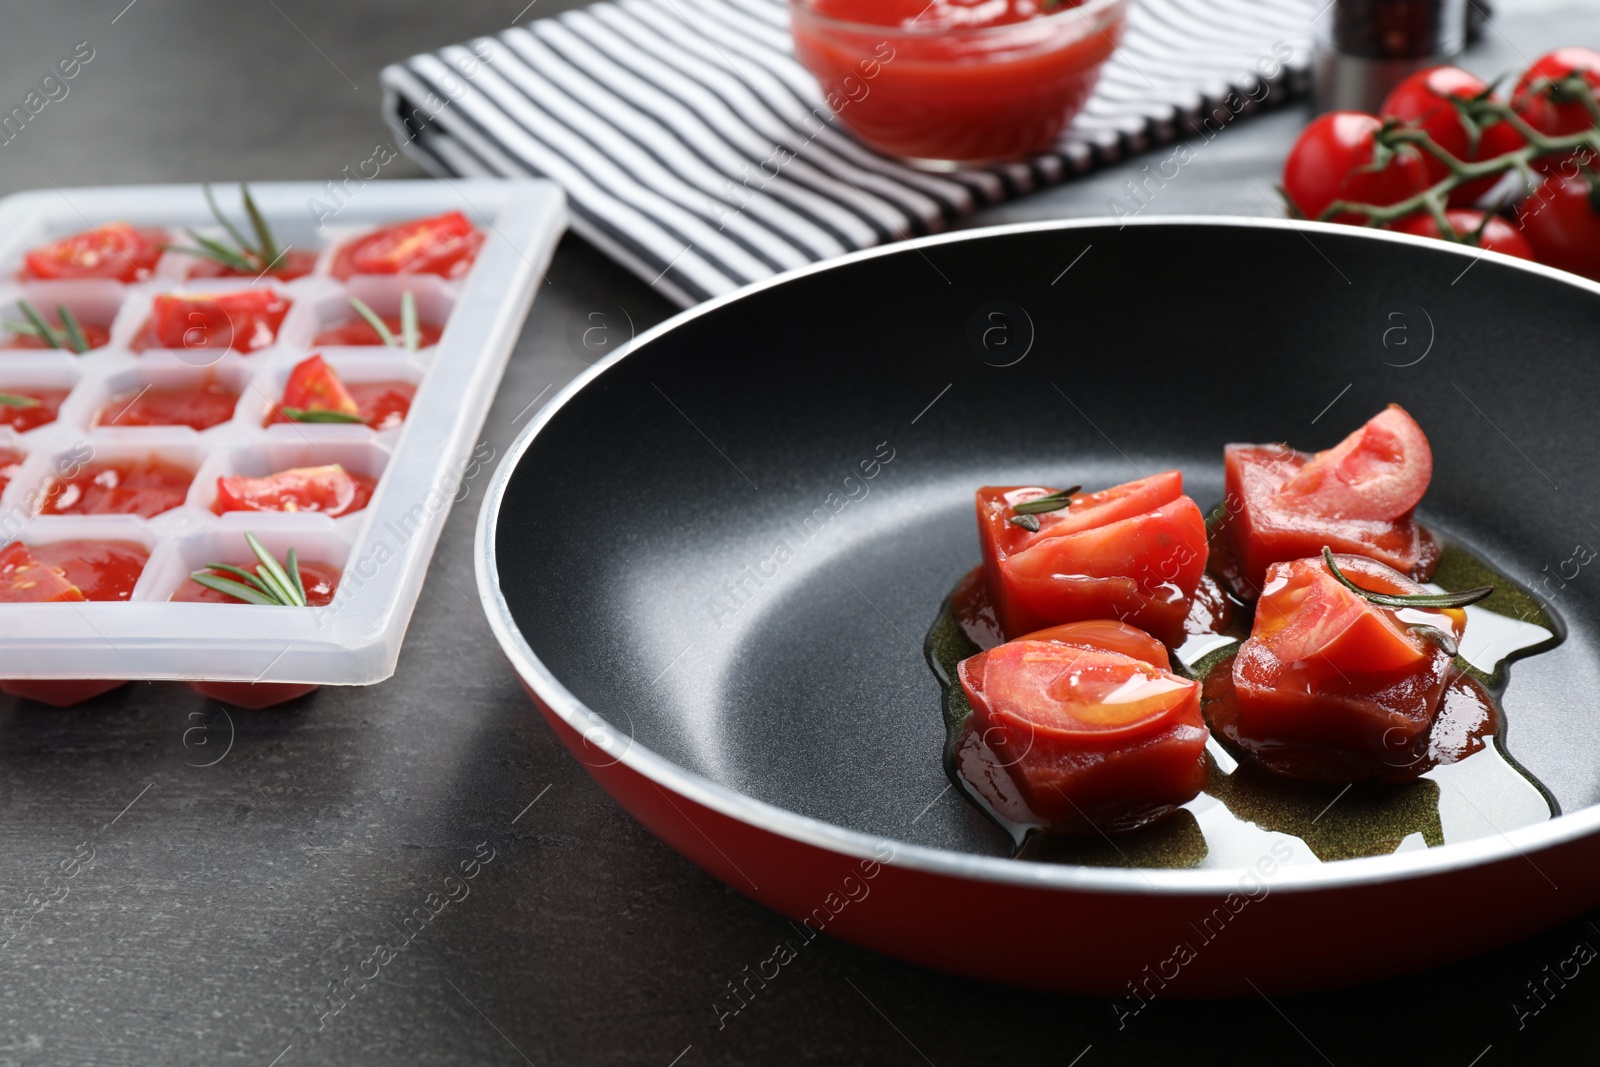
{"left": 2, "top": 2, "right": 1599, "bottom": 1065}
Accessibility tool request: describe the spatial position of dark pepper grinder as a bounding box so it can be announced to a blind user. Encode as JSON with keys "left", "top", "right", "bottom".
{"left": 1313, "top": 0, "right": 1470, "bottom": 113}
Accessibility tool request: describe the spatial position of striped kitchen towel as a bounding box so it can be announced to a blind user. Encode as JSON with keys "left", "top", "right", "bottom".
{"left": 379, "top": 0, "right": 1314, "bottom": 306}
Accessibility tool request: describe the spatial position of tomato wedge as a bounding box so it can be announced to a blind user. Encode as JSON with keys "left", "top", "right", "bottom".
{"left": 330, "top": 211, "right": 484, "bottom": 280}
{"left": 214, "top": 464, "right": 375, "bottom": 518}
{"left": 1212, "top": 554, "right": 1464, "bottom": 783}
{"left": 0, "top": 542, "right": 85, "bottom": 602}
{"left": 1215, "top": 406, "right": 1437, "bottom": 600}
{"left": 278, "top": 355, "right": 359, "bottom": 418}
{"left": 22, "top": 222, "right": 166, "bottom": 282}
{"left": 135, "top": 289, "right": 291, "bottom": 354}
{"left": 1278, "top": 404, "right": 1432, "bottom": 521}
{"left": 977, "top": 471, "right": 1208, "bottom": 644}
{"left": 956, "top": 621, "right": 1207, "bottom": 833}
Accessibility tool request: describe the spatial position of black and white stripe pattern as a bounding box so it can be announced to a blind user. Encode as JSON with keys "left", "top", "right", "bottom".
{"left": 381, "top": 0, "right": 1314, "bottom": 306}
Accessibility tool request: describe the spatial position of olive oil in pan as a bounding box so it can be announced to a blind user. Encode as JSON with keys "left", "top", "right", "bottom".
{"left": 923, "top": 537, "right": 1561, "bottom": 871}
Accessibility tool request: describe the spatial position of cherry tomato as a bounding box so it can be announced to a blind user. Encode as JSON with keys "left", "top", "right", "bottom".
{"left": 41, "top": 457, "right": 195, "bottom": 518}
{"left": 171, "top": 559, "right": 340, "bottom": 606}
{"left": 1283, "top": 112, "right": 1432, "bottom": 223}
{"left": 22, "top": 222, "right": 166, "bottom": 283}
{"left": 1214, "top": 406, "right": 1437, "bottom": 600}
{"left": 976, "top": 471, "right": 1209, "bottom": 645}
{"left": 96, "top": 380, "right": 240, "bottom": 430}
{"left": 1515, "top": 47, "right": 1600, "bottom": 139}
{"left": 1212, "top": 553, "right": 1465, "bottom": 782}
{"left": 214, "top": 464, "right": 375, "bottom": 518}
{"left": 28, "top": 540, "right": 149, "bottom": 601}
{"left": 1379, "top": 67, "right": 1527, "bottom": 205}
{"left": 1517, "top": 171, "right": 1600, "bottom": 281}
{"left": 956, "top": 621, "right": 1207, "bottom": 833}
{"left": 0, "top": 541, "right": 84, "bottom": 603}
{"left": 1393, "top": 210, "right": 1535, "bottom": 260}
{"left": 136, "top": 289, "right": 291, "bottom": 354}
{"left": 330, "top": 211, "right": 484, "bottom": 280}
{"left": 1513, "top": 48, "right": 1600, "bottom": 175}
{"left": 0, "top": 388, "right": 68, "bottom": 432}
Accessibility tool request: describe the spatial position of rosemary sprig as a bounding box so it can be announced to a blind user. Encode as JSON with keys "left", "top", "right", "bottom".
{"left": 279, "top": 406, "right": 366, "bottom": 424}
{"left": 162, "top": 181, "right": 290, "bottom": 275}
{"left": 346, "top": 292, "right": 420, "bottom": 351}
{"left": 190, "top": 532, "right": 308, "bottom": 606}
{"left": 1322, "top": 547, "right": 1494, "bottom": 610}
{"left": 0, "top": 391, "right": 42, "bottom": 408}
{"left": 7, "top": 300, "right": 89, "bottom": 354}
{"left": 346, "top": 296, "right": 398, "bottom": 348}
{"left": 1008, "top": 485, "right": 1081, "bottom": 530}
{"left": 1012, "top": 485, "right": 1081, "bottom": 515}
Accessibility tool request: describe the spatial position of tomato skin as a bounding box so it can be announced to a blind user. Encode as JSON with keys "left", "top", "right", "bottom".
{"left": 277, "top": 354, "right": 359, "bottom": 417}
{"left": 171, "top": 560, "right": 340, "bottom": 606}
{"left": 976, "top": 472, "right": 1209, "bottom": 645}
{"left": 0, "top": 541, "right": 84, "bottom": 602}
{"left": 1517, "top": 172, "right": 1600, "bottom": 281}
{"left": 41, "top": 458, "right": 195, "bottom": 518}
{"left": 22, "top": 223, "right": 165, "bottom": 282}
{"left": 331, "top": 211, "right": 484, "bottom": 280}
{"left": 214, "top": 464, "right": 375, "bottom": 518}
{"left": 1394, "top": 210, "right": 1535, "bottom": 260}
{"left": 1379, "top": 67, "right": 1527, "bottom": 205}
{"left": 1283, "top": 112, "right": 1432, "bottom": 223}
{"left": 956, "top": 624, "right": 1207, "bottom": 833}
{"left": 269, "top": 356, "right": 414, "bottom": 430}
{"left": 1212, "top": 554, "right": 1463, "bottom": 782}
{"left": 1216, "top": 406, "right": 1437, "bottom": 601}
{"left": 135, "top": 289, "right": 291, "bottom": 354}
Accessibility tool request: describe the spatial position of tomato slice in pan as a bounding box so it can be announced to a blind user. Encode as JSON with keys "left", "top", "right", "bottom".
{"left": 331, "top": 211, "right": 484, "bottom": 279}
{"left": 214, "top": 464, "right": 374, "bottom": 518}
{"left": 1215, "top": 406, "right": 1438, "bottom": 600}
{"left": 22, "top": 222, "right": 165, "bottom": 282}
{"left": 1216, "top": 553, "right": 1465, "bottom": 782}
{"left": 977, "top": 471, "right": 1209, "bottom": 644}
{"left": 1277, "top": 404, "right": 1432, "bottom": 522}
{"left": 280, "top": 355, "right": 360, "bottom": 417}
{"left": 0, "top": 541, "right": 85, "bottom": 603}
{"left": 956, "top": 622, "right": 1207, "bottom": 833}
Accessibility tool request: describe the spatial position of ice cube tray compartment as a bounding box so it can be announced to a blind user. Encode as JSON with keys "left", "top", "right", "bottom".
{"left": 0, "top": 179, "right": 566, "bottom": 685}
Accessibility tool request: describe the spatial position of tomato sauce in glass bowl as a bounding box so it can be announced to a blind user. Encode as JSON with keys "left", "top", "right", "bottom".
{"left": 789, "top": 0, "right": 1127, "bottom": 164}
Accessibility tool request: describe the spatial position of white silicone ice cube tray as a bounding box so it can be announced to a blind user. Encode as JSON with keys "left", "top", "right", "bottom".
{"left": 0, "top": 179, "right": 566, "bottom": 686}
